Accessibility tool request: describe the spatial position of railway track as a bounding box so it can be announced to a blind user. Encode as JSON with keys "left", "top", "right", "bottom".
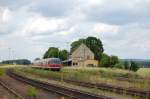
{"left": 54, "top": 78, "right": 150, "bottom": 99}
{"left": 0, "top": 79, "right": 24, "bottom": 99}
{"left": 6, "top": 69, "right": 111, "bottom": 99}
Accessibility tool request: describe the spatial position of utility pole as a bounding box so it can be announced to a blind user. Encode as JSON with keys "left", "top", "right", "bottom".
{"left": 66, "top": 42, "right": 69, "bottom": 66}
{"left": 12, "top": 49, "right": 14, "bottom": 60}
{"left": 8, "top": 48, "right": 11, "bottom": 60}
{"left": 58, "top": 47, "right": 59, "bottom": 58}
{"left": 83, "top": 47, "right": 85, "bottom": 67}
{"left": 66, "top": 42, "right": 69, "bottom": 60}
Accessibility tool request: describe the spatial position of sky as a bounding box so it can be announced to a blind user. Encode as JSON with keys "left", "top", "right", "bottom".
{"left": 0, "top": 0, "right": 150, "bottom": 61}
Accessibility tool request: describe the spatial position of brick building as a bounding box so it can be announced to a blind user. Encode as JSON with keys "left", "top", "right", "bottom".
{"left": 71, "top": 43, "right": 98, "bottom": 67}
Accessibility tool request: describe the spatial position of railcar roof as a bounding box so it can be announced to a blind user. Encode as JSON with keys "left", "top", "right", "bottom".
{"left": 34, "top": 58, "right": 60, "bottom": 62}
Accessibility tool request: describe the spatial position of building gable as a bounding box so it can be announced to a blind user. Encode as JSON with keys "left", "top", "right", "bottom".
{"left": 71, "top": 43, "right": 94, "bottom": 60}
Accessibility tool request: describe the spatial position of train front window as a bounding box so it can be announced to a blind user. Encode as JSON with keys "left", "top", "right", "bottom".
{"left": 52, "top": 59, "right": 61, "bottom": 64}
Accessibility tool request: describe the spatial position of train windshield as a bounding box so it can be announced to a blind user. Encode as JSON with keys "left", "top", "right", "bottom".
{"left": 51, "top": 59, "right": 61, "bottom": 64}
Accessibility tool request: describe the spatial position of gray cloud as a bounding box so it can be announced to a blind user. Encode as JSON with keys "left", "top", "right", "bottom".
{"left": 83, "top": 0, "right": 150, "bottom": 25}
{"left": 29, "top": 0, "right": 76, "bottom": 17}
{"left": 0, "top": 0, "right": 30, "bottom": 9}
{"left": 0, "top": 0, "right": 150, "bottom": 61}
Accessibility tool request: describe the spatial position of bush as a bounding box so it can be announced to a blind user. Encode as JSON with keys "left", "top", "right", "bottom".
{"left": 130, "top": 61, "right": 139, "bottom": 72}
{"left": 100, "top": 53, "right": 110, "bottom": 67}
{"left": 124, "top": 61, "right": 129, "bottom": 70}
{"left": 27, "top": 86, "right": 38, "bottom": 99}
{"left": 114, "top": 63, "right": 124, "bottom": 69}
{"left": 110, "top": 56, "right": 119, "bottom": 67}
{"left": 100, "top": 54, "right": 119, "bottom": 67}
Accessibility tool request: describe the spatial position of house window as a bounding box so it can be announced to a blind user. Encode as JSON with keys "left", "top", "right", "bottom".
{"left": 73, "top": 62, "right": 78, "bottom": 66}
{"left": 87, "top": 64, "right": 94, "bottom": 67}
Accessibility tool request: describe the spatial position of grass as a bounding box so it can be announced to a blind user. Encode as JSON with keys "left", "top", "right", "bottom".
{"left": 14, "top": 66, "right": 150, "bottom": 91}
{"left": 0, "top": 68, "right": 5, "bottom": 76}
{"left": 63, "top": 67, "right": 143, "bottom": 80}
{"left": 0, "top": 64, "right": 25, "bottom": 68}
{"left": 137, "top": 68, "right": 150, "bottom": 77}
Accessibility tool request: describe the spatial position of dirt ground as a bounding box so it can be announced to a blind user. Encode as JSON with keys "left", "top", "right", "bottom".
{"left": 0, "top": 75, "right": 64, "bottom": 99}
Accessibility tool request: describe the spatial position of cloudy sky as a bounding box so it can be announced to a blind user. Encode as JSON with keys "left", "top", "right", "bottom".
{"left": 0, "top": 0, "right": 150, "bottom": 61}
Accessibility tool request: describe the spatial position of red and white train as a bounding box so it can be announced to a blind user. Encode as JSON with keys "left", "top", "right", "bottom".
{"left": 33, "top": 58, "right": 62, "bottom": 71}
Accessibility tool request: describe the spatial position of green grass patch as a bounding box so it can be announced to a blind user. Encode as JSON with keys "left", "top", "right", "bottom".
{"left": 0, "top": 68, "right": 6, "bottom": 76}
{"left": 137, "top": 68, "right": 150, "bottom": 77}
{"left": 27, "top": 85, "right": 38, "bottom": 99}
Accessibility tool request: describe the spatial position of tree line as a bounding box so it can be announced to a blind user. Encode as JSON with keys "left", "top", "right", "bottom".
{"left": 43, "top": 47, "right": 68, "bottom": 61}
{"left": 100, "top": 53, "right": 139, "bottom": 72}
{"left": 1, "top": 59, "right": 31, "bottom": 65}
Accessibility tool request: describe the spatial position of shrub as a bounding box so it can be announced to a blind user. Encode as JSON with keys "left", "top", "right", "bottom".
{"left": 130, "top": 61, "right": 139, "bottom": 72}
{"left": 124, "top": 61, "right": 129, "bottom": 70}
{"left": 114, "top": 63, "right": 124, "bottom": 69}
{"left": 110, "top": 56, "right": 119, "bottom": 67}
{"left": 100, "top": 53, "right": 110, "bottom": 67}
{"left": 27, "top": 86, "right": 38, "bottom": 99}
{"left": 100, "top": 54, "right": 119, "bottom": 68}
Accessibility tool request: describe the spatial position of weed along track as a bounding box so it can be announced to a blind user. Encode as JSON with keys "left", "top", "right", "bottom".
{"left": 63, "top": 79, "right": 150, "bottom": 98}
{"left": 0, "top": 80, "right": 24, "bottom": 99}
{"left": 6, "top": 69, "right": 112, "bottom": 99}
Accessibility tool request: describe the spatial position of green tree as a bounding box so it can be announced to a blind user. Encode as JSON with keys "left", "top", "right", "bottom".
{"left": 43, "top": 47, "right": 68, "bottom": 61}
{"left": 43, "top": 47, "right": 59, "bottom": 59}
{"left": 100, "top": 53, "right": 110, "bottom": 67}
{"left": 59, "top": 50, "right": 68, "bottom": 61}
{"left": 71, "top": 36, "right": 104, "bottom": 60}
{"left": 85, "top": 37, "right": 104, "bottom": 60}
{"left": 70, "top": 39, "right": 85, "bottom": 53}
{"left": 124, "top": 61, "right": 129, "bottom": 69}
{"left": 110, "top": 56, "right": 119, "bottom": 67}
{"left": 130, "top": 61, "right": 139, "bottom": 72}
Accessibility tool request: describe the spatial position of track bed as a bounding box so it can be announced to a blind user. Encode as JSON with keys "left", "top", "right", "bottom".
{"left": 0, "top": 84, "right": 17, "bottom": 99}
{"left": 0, "top": 75, "right": 62, "bottom": 99}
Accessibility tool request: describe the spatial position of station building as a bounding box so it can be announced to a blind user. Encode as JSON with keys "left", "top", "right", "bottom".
{"left": 62, "top": 43, "right": 98, "bottom": 67}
